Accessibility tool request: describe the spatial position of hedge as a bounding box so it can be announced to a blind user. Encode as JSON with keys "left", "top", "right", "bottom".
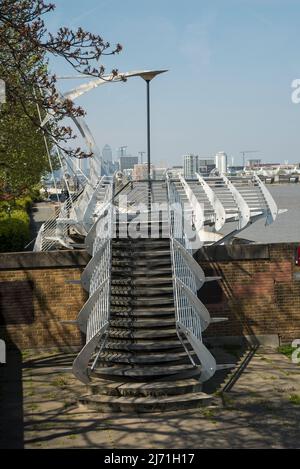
{"left": 0, "top": 199, "right": 31, "bottom": 252}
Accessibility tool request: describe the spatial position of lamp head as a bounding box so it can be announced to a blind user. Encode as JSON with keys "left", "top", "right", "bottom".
{"left": 134, "top": 69, "right": 168, "bottom": 82}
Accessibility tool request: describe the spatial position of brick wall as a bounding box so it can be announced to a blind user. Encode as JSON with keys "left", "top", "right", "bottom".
{"left": 0, "top": 251, "right": 89, "bottom": 350}
{"left": 195, "top": 243, "right": 300, "bottom": 343}
{"left": 1, "top": 244, "right": 299, "bottom": 351}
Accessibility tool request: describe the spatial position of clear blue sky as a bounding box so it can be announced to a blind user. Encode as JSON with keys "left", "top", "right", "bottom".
{"left": 46, "top": 0, "right": 300, "bottom": 166}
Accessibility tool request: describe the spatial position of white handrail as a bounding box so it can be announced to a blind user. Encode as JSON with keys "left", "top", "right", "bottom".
{"left": 166, "top": 174, "right": 216, "bottom": 382}
{"left": 72, "top": 186, "right": 114, "bottom": 383}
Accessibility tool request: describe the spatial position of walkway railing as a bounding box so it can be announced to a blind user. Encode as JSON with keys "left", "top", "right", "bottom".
{"left": 167, "top": 174, "right": 217, "bottom": 382}
{"left": 34, "top": 187, "right": 85, "bottom": 251}
{"left": 72, "top": 182, "right": 114, "bottom": 383}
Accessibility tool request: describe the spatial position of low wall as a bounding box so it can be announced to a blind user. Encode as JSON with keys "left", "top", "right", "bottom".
{"left": 195, "top": 243, "right": 300, "bottom": 344}
{"left": 0, "top": 243, "right": 299, "bottom": 350}
{"left": 0, "top": 251, "right": 89, "bottom": 350}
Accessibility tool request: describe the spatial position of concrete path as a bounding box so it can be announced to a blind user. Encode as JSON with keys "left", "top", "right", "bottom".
{"left": 29, "top": 202, "right": 57, "bottom": 241}
{"left": 1, "top": 346, "right": 299, "bottom": 448}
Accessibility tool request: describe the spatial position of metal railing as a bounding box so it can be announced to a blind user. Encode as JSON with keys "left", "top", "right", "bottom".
{"left": 34, "top": 187, "right": 85, "bottom": 251}
{"left": 72, "top": 182, "right": 114, "bottom": 383}
{"left": 166, "top": 174, "right": 217, "bottom": 383}
{"left": 34, "top": 176, "right": 114, "bottom": 252}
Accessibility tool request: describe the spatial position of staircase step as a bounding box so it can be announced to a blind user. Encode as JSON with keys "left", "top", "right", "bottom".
{"left": 111, "top": 286, "right": 174, "bottom": 296}
{"left": 88, "top": 377, "right": 202, "bottom": 397}
{"left": 79, "top": 391, "right": 211, "bottom": 413}
{"left": 112, "top": 250, "right": 171, "bottom": 258}
{"left": 110, "top": 305, "right": 175, "bottom": 314}
{"left": 112, "top": 258, "right": 171, "bottom": 267}
{"left": 104, "top": 339, "right": 186, "bottom": 352}
{"left": 110, "top": 296, "right": 174, "bottom": 306}
{"left": 109, "top": 318, "right": 176, "bottom": 329}
{"left": 111, "top": 277, "right": 173, "bottom": 287}
{"left": 112, "top": 266, "right": 172, "bottom": 277}
{"left": 112, "top": 239, "right": 170, "bottom": 248}
{"left": 97, "top": 350, "right": 194, "bottom": 365}
{"left": 108, "top": 328, "right": 177, "bottom": 340}
{"left": 93, "top": 364, "right": 200, "bottom": 380}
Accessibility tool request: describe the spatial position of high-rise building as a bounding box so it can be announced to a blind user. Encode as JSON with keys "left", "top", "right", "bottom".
{"left": 102, "top": 144, "right": 112, "bottom": 163}
{"left": 119, "top": 155, "right": 139, "bottom": 171}
{"left": 215, "top": 151, "right": 228, "bottom": 174}
{"left": 183, "top": 154, "right": 199, "bottom": 179}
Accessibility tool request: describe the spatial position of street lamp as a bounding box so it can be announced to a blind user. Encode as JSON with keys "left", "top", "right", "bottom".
{"left": 133, "top": 70, "right": 168, "bottom": 213}
{"left": 137, "top": 70, "right": 168, "bottom": 182}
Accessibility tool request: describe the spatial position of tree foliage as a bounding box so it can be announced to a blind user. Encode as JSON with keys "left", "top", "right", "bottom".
{"left": 0, "top": 0, "right": 122, "bottom": 158}
{"left": 0, "top": 97, "right": 58, "bottom": 195}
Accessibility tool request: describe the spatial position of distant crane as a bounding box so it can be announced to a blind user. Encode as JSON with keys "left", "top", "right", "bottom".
{"left": 138, "top": 151, "right": 146, "bottom": 164}
{"left": 240, "top": 150, "right": 260, "bottom": 168}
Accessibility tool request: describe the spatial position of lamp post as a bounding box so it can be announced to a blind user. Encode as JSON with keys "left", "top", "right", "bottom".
{"left": 137, "top": 70, "right": 168, "bottom": 181}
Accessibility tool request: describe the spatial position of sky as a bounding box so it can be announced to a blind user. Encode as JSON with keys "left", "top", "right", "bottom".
{"left": 46, "top": 0, "right": 300, "bottom": 166}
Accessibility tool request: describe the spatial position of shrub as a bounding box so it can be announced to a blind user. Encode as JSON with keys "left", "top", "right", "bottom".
{"left": 15, "top": 195, "right": 32, "bottom": 212}
{"left": 29, "top": 186, "right": 44, "bottom": 202}
{"left": 0, "top": 209, "right": 30, "bottom": 252}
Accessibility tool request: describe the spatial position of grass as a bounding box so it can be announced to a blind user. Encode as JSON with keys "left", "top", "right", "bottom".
{"left": 278, "top": 345, "right": 300, "bottom": 365}
{"left": 289, "top": 394, "right": 300, "bottom": 405}
{"left": 27, "top": 403, "right": 39, "bottom": 411}
{"left": 21, "top": 350, "right": 32, "bottom": 359}
{"left": 221, "top": 393, "right": 236, "bottom": 408}
{"left": 51, "top": 376, "right": 69, "bottom": 389}
{"left": 201, "top": 408, "right": 216, "bottom": 418}
{"left": 278, "top": 345, "right": 295, "bottom": 359}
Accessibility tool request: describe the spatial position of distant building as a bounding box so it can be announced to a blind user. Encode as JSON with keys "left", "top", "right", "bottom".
{"left": 132, "top": 164, "right": 152, "bottom": 181}
{"left": 102, "top": 144, "right": 112, "bottom": 162}
{"left": 122, "top": 168, "right": 134, "bottom": 179}
{"left": 228, "top": 166, "right": 244, "bottom": 176}
{"left": 247, "top": 159, "right": 261, "bottom": 167}
{"left": 198, "top": 157, "right": 216, "bottom": 176}
{"left": 153, "top": 167, "right": 167, "bottom": 180}
{"left": 120, "top": 155, "right": 139, "bottom": 171}
{"left": 132, "top": 164, "right": 166, "bottom": 180}
{"left": 102, "top": 160, "right": 119, "bottom": 176}
{"left": 183, "top": 154, "right": 199, "bottom": 179}
{"left": 215, "top": 151, "right": 228, "bottom": 175}
{"left": 168, "top": 166, "right": 184, "bottom": 178}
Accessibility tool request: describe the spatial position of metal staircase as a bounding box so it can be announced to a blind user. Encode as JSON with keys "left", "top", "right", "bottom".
{"left": 31, "top": 70, "right": 284, "bottom": 411}
{"left": 76, "top": 216, "right": 218, "bottom": 412}
{"left": 35, "top": 172, "right": 280, "bottom": 412}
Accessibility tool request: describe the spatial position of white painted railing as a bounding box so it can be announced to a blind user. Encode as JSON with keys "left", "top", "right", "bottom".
{"left": 72, "top": 183, "right": 114, "bottom": 383}
{"left": 166, "top": 175, "right": 217, "bottom": 382}
{"left": 34, "top": 187, "right": 85, "bottom": 251}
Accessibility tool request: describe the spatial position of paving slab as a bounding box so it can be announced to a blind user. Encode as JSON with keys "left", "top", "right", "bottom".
{"left": 0, "top": 346, "right": 299, "bottom": 448}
